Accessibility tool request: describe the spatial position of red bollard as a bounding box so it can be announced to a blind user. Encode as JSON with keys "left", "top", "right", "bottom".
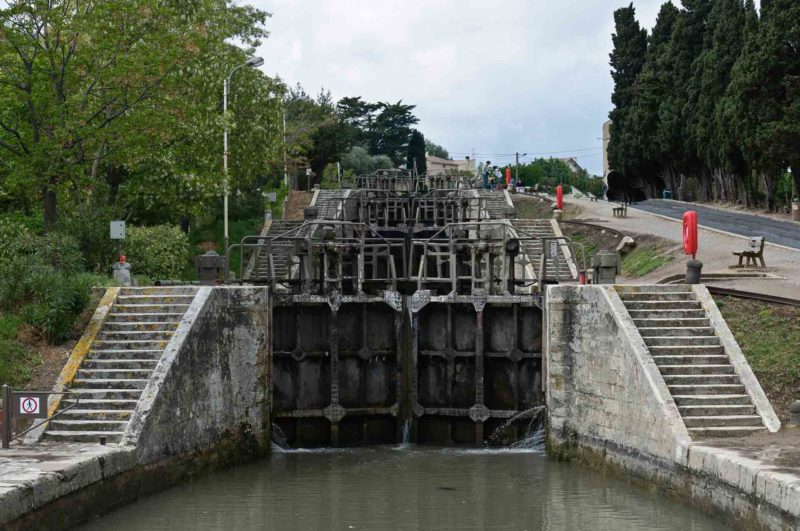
{"left": 505, "top": 167, "right": 512, "bottom": 187}
{"left": 683, "top": 211, "right": 698, "bottom": 259}
{"left": 556, "top": 185, "right": 563, "bottom": 210}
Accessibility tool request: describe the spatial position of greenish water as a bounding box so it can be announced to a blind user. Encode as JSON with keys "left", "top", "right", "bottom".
{"left": 79, "top": 446, "right": 728, "bottom": 531}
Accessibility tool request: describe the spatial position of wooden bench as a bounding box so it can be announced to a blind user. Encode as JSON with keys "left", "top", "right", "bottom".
{"left": 612, "top": 203, "right": 627, "bottom": 217}
{"left": 732, "top": 236, "right": 766, "bottom": 268}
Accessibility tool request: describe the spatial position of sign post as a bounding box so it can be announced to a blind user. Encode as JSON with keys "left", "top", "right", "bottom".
{"left": 110, "top": 220, "right": 126, "bottom": 259}
{"left": 1, "top": 385, "right": 10, "bottom": 449}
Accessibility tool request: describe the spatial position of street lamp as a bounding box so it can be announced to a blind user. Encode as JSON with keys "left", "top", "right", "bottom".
{"left": 223, "top": 56, "right": 263, "bottom": 265}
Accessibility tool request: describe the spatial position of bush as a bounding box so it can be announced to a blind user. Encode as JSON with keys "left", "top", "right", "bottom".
{"left": 0, "top": 219, "right": 36, "bottom": 265}
{"left": 124, "top": 224, "right": 190, "bottom": 280}
{"left": 58, "top": 200, "right": 121, "bottom": 272}
{"left": 21, "top": 272, "right": 106, "bottom": 343}
{"left": 0, "top": 339, "right": 37, "bottom": 385}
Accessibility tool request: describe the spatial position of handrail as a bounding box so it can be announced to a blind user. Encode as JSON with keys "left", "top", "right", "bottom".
{"left": 1, "top": 386, "right": 80, "bottom": 448}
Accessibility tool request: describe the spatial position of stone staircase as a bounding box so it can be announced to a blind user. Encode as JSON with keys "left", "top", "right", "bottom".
{"left": 475, "top": 190, "right": 512, "bottom": 219}
{"left": 244, "top": 220, "right": 303, "bottom": 283}
{"left": 313, "top": 189, "right": 349, "bottom": 220}
{"left": 617, "top": 285, "right": 766, "bottom": 438}
{"left": 512, "top": 219, "right": 577, "bottom": 282}
{"left": 43, "top": 287, "right": 199, "bottom": 444}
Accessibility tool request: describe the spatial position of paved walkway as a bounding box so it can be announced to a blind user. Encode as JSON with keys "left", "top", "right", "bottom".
{"left": 633, "top": 199, "right": 800, "bottom": 250}
{"left": 563, "top": 195, "right": 800, "bottom": 299}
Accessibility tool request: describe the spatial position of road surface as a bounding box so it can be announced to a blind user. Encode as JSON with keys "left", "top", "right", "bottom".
{"left": 632, "top": 199, "right": 800, "bottom": 250}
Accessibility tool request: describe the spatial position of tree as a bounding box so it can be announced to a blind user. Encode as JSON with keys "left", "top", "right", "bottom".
{"left": 367, "top": 101, "right": 419, "bottom": 164}
{"left": 607, "top": 4, "right": 648, "bottom": 186}
{"left": 0, "top": 1, "right": 271, "bottom": 227}
{"left": 407, "top": 130, "right": 427, "bottom": 175}
{"left": 425, "top": 140, "right": 449, "bottom": 159}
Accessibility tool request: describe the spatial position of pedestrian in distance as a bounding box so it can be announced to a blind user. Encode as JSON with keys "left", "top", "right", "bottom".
{"left": 483, "top": 161, "right": 491, "bottom": 190}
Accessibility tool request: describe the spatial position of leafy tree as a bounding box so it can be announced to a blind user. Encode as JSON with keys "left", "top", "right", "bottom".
{"left": 0, "top": 1, "right": 270, "bottom": 227}
{"left": 425, "top": 140, "right": 449, "bottom": 159}
{"left": 407, "top": 130, "right": 427, "bottom": 175}
{"left": 367, "top": 101, "right": 419, "bottom": 164}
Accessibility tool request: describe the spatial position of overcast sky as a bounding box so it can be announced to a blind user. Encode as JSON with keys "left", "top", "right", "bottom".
{"left": 252, "top": 1, "right": 668, "bottom": 175}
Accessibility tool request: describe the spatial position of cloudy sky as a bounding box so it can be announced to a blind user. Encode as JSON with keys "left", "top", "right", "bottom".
{"left": 252, "top": 1, "right": 667, "bottom": 175}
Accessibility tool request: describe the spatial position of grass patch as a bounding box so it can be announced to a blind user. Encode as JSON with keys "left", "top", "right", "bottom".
{"left": 621, "top": 248, "right": 672, "bottom": 278}
{"left": 715, "top": 296, "right": 800, "bottom": 422}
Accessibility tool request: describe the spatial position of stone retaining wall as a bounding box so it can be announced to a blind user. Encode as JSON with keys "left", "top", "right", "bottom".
{"left": 546, "top": 285, "right": 799, "bottom": 530}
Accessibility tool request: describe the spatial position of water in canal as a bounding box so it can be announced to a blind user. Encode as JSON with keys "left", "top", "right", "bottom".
{"left": 79, "top": 444, "right": 728, "bottom": 531}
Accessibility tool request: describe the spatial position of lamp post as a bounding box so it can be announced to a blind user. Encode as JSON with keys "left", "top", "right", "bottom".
{"left": 515, "top": 152, "right": 527, "bottom": 187}
{"left": 223, "top": 56, "right": 263, "bottom": 266}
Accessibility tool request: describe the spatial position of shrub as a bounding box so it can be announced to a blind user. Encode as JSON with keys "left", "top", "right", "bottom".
{"left": 58, "top": 200, "right": 121, "bottom": 272}
{"left": 124, "top": 224, "right": 190, "bottom": 280}
{"left": 35, "top": 231, "right": 84, "bottom": 274}
{"left": 0, "top": 219, "right": 36, "bottom": 265}
{"left": 0, "top": 339, "right": 36, "bottom": 385}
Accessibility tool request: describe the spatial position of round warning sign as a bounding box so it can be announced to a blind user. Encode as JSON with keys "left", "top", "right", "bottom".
{"left": 20, "top": 396, "right": 40, "bottom": 415}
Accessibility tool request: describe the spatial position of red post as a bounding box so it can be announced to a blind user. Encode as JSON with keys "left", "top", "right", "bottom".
{"left": 556, "top": 185, "right": 563, "bottom": 210}
{"left": 505, "top": 167, "right": 511, "bottom": 187}
{"left": 683, "top": 210, "right": 698, "bottom": 259}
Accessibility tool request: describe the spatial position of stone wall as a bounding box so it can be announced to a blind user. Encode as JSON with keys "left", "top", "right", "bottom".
{"left": 125, "top": 287, "right": 271, "bottom": 462}
{"left": 546, "top": 285, "right": 690, "bottom": 463}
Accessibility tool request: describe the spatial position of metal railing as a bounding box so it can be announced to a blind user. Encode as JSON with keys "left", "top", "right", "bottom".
{"left": 1, "top": 384, "right": 80, "bottom": 448}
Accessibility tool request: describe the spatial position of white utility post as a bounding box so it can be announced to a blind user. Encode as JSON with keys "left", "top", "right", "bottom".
{"left": 223, "top": 56, "right": 263, "bottom": 263}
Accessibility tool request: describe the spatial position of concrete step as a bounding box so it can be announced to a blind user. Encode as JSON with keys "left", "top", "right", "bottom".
{"left": 61, "top": 399, "right": 139, "bottom": 410}
{"left": 42, "top": 431, "right": 123, "bottom": 443}
{"left": 92, "top": 340, "right": 169, "bottom": 350}
{"left": 634, "top": 318, "right": 710, "bottom": 328}
{"left": 103, "top": 321, "right": 180, "bottom": 331}
{"left": 88, "top": 349, "right": 163, "bottom": 360}
{"left": 618, "top": 293, "right": 696, "bottom": 302}
{"left": 106, "top": 312, "right": 185, "bottom": 323}
{"left": 627, "top": 309, "right": 706, "bottom": 319}
{"left": 116, "top": 295, "right": 196, "bottom": 305}
{"left": 658, "top": 364, "right": 734, "bottom": 375}
{"left": 120, "top": 286, "right": 198, "bottom": 295}
{"left": 114, "top": 304, "right": 191, "bottom": 313}
{"left": 77, "top": 369, "right": 153, "bottom": 379}
{"left": 672, "top": 394, "right": 753, "bottom": 406}
{"left": 67, "top": 389, "right": 144, "bottom": 400}
{"left": 687, "top": 426, "right": 766, "bottom": 438}
{"left": 48, "top": 419, "right": 128, "bottom": 432}
{"left": 648, "top": 345, "right": 725, "bottom": 356}
{"left": 624, "top": 301, "right": 703, "bottom": 311}
{"left": 668, "top": 384, "right": 746, "bottom": 395}
{"left": 98, "top": 330, "right": 174, "bottom": 341}
{"left": 662, "top": 374, "right": 740, "bottom": 385}
{"left": 684, "top": 415, "right": 763, "bottom": 428}
{"left": 57, "top": 409, "right": 133, "bottom": 420}
{"left": 637, "top": 327, "right": 716, "bottom": 337}
{"left": 652, "top": 355, "right": 730, "bottom": 366}
{"left": 82, "top": 359, "right": 159, "bottom": 370}
{"left": 679, "top": 404, "right": 757, "bottom": 417}
{"left": 616, "top": 285, "right": 693, "bottom": 293}
{"left": 643, "top": 336, "right": 720, "bottom": 347}
{"left": 72, "top": 378, "right": 149, "bottom": 390}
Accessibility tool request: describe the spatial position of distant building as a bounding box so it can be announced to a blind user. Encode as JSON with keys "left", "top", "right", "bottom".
{"left": 426, "top": 155, "right": 476, "bottom": 176}
{"left": 557, "top": 157, "right": 585, "bottom": 174}
{"left": 602, "top": 120, "right": 612, "bottom": 182}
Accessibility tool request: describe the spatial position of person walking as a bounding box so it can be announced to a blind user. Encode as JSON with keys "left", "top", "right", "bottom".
{"left": 483, "top": 161, "right": 491, "bottom": 190}
{"left": 493, "top": 167, "right": 502, "bottom": 192}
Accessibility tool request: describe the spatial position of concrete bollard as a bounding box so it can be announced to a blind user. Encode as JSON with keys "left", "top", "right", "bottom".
{"left": 553, "top": 209, "right": 563, "bottom": 221}
{"left": 789, "top": 400, "right": 800, "bottom": 427}
{"left": 685, "top": 259, "right": 703, "bottom": 284}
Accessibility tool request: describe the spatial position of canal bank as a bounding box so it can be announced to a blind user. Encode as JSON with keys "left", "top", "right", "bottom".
{"left": 546, "top": 284, "right": 799, "bottom": 530}
{"left": 1, "top": 284, "right": 799, "bottom": 530}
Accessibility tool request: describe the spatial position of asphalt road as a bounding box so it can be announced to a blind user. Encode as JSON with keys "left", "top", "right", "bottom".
{"left": 631, "top": 199, "right": 800, "bottom": 250}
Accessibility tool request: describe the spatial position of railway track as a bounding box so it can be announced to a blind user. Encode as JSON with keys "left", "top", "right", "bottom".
{"left": 706, "top": 285, "right": 800, "bottom": 307}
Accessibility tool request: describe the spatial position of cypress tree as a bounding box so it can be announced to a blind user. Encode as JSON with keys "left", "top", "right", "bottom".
{"left": 607, "top": 4, "right": 648, "bottom": 187}
{"left": 406, "top": 130, "right": 427, "bottom": 176}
